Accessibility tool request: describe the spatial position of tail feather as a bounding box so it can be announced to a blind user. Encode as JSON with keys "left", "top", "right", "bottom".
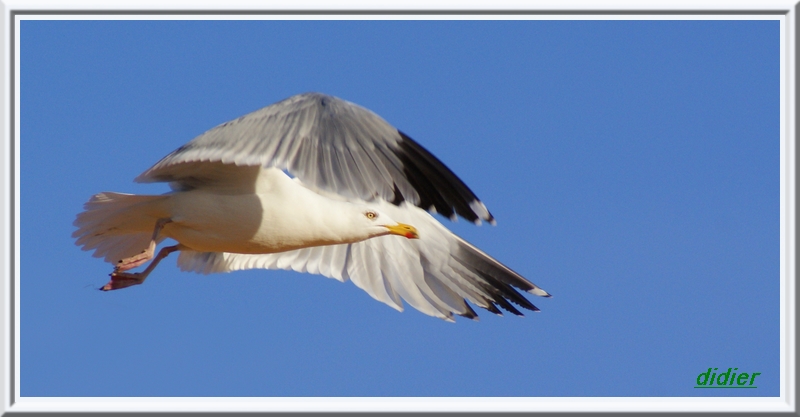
{"left": 73, "top": 192, "right": 170, "bottom": 264}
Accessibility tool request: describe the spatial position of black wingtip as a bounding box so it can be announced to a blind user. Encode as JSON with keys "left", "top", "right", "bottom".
{"left": 458, "top": 303, "right": 480, "bottom": 320}
{"left": 495, "top": 297, "right": 524, "bottom": 316}
{"left": 395, "top": 131, "right": 493, "bottom": 224}
{"left": 486, "top": 303, "right": 503, "bottom": 316}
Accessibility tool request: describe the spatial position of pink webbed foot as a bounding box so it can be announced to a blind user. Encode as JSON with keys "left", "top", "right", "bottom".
{"left": 101, "top": 271, "right": 146, "bottom": 291}
{"left": 113, "top": 218, "right": 172, "bottom": 272}
{"left": 99, "top": 244, "right": 181, "bottom": 291}
{"left": 114, "top": 241, "right": 156, "bottom": 272}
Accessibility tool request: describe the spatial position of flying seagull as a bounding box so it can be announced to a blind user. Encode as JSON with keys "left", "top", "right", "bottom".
{"left": 73, "top": 93, "right": 550, "bottom": 321}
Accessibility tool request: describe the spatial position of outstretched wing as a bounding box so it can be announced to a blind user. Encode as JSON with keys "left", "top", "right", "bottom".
{"left": 135, "top": 93, "right": 494, "bottom": 224}
{"left": 175, "top": 201, "right": 548, "bottom": 321}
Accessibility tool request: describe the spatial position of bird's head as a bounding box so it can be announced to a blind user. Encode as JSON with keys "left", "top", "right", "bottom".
{"left": 357, "top": 208, "right": 419, "bottom": 240}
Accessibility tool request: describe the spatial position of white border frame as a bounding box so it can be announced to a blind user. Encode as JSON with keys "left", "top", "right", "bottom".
{"left": 2, "top": 2, "right": 795, "bottom": 413}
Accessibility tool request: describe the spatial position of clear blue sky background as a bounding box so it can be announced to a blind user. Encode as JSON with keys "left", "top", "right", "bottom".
{"left": 21, "top": 19, "right": 779, "bottom": 397}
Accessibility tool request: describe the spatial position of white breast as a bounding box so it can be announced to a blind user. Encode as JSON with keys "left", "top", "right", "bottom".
{"left": 161, "top": 167, "right": 364, "bottom": 254}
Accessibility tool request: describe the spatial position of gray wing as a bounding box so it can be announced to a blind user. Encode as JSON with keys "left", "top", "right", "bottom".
{"left": 135, "top": 92, "right": 494, "bottom": 224}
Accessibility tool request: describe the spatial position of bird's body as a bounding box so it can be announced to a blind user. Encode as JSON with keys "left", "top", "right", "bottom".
{"left": 162, "top": 166, "right": 393, "bottom": 254}
{"left": 74, "top": 92, "right": 549, "bottom": 321}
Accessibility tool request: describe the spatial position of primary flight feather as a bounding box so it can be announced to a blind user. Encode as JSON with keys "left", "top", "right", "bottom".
{"left": 73, "top": 92, "right": 549, "bottom": 321}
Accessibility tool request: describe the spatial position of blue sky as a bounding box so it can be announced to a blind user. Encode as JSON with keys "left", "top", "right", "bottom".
{"left": 20, "top": 19, "right": 780, "bottom": 398}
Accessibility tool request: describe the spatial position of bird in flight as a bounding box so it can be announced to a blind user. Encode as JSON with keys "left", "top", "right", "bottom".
{"left": 73, "top": 93, "right": 550, "bottom": 321}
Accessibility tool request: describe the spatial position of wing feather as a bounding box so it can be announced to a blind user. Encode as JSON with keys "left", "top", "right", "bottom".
{"left": 136, "top": 93, "right": 493, "bottom": 223}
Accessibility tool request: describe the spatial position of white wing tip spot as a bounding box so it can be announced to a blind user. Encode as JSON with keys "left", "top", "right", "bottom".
{"left": 529, "top": 287, "right": 551, "bottom": 297}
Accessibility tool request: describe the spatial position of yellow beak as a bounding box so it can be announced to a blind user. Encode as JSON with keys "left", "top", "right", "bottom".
{"left": 384, "top": 223, "right": 419, "bottom": 239}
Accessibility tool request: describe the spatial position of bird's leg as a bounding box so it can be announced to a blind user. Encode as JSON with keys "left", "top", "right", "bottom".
{"left": 101, "top": 244, "right": 182, "bottom": 291}
{"left": 115, "top": 218, "right": 172, "bottom": 272}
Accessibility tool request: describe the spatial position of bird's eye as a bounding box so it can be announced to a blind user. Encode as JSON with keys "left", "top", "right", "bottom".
{"left": 365, "top": 211, "right": 378, "bottom": 220}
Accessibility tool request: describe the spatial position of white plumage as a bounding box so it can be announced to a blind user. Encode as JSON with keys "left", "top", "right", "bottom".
{"left": 73, "top": 93, "right": 549, "bottom": 321}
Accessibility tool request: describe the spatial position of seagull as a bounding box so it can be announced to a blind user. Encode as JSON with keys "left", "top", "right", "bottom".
{"left": 73, "top": 93, "right": 550, "bottom": 321}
